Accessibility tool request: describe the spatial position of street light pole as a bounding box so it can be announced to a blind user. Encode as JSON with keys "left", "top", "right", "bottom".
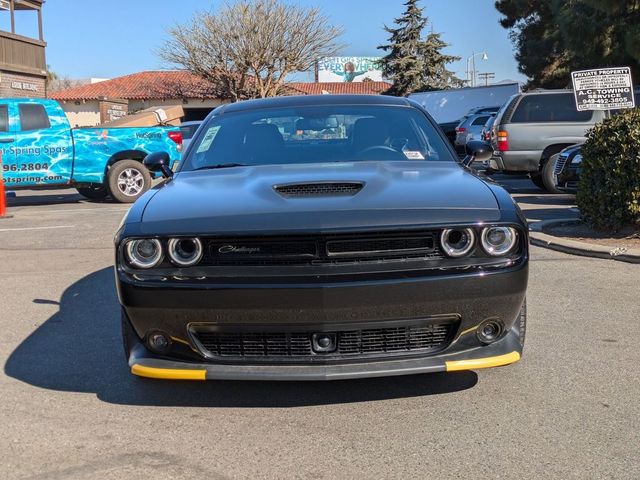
{"left": 466, "top": 52, "right": 488, "bottom": 87}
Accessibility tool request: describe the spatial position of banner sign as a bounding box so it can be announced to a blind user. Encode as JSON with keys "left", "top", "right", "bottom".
{"left": 317, "top": 57, "right": 384, "bottom": 83}
{"left": 571, "top": 67, "right": 635, "bottom": 111}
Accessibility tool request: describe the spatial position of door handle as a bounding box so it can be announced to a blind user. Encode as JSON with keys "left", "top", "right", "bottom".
{"left": 0, "top": 138, "right": 14, "bottom": 143}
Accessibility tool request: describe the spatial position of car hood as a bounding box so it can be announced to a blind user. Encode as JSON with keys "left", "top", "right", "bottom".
{"left": 137, "top": 161, "right": 501, "bottom": 235}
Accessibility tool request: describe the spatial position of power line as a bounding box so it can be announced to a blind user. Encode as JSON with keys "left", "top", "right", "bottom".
{"left": 478, "top": 72, "right": 495, "bottom": 86}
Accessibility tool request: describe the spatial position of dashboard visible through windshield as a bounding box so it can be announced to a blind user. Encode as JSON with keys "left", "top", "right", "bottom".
{"left": 182, "top": 105, "right": 454, "bottom": 171}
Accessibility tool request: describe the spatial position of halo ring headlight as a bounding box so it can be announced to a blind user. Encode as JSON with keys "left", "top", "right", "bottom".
{"left": 125, "top": 239, "right": 163, "bottom": 269}
{"left": 168, "top": 238, "right": 203, "bottom": 267}
{"left": 440, "top": 228, "right": 475, "bottom": 257}
{"left": 481, "top": 226, "right": 518, "bottom": 256}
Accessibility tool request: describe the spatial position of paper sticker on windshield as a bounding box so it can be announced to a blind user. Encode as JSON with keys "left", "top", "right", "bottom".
{"left": 404, "top": 151, "right": 425, "bottom": 160}
{"left": 196, "top": 126, "right": 220, "bottom": 153}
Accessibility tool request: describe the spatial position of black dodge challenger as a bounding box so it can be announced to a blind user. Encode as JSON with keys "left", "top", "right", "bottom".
{"left": 115, "top": 95, "right": 528, "bottom": 381}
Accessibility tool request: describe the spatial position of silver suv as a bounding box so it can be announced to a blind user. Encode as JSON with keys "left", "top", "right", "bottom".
{"left": 490, "top": 90, "right": 608, "bottom": 191}
{"left": 454, "top": 113, "right": 494, "bottom": 154}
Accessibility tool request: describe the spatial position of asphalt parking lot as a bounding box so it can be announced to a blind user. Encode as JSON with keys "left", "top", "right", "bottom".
{"left": 1, "top": 178, "right": 638, "bottom": 480}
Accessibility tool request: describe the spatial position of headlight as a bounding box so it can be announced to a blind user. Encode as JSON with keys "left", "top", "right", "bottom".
{"left": 125, "top": 239, "right": 163, "bottom": 268}
{"left": 168, "top": 238, "right": 203, "bottom": 266}
{"left": 571, "top": 154, "right": 582, "bottom": 165}
{"left": 481, "top": 227, "right": 517, "bottom": 256}
{"left": 440, "top": 228, "right": 475, "bottom": 257}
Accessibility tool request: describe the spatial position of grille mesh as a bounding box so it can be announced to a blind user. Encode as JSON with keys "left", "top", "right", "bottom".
{"left": 327, "top": 236, "right": 433, "bottom": 256}
{"left": 274, "top": 182, "right": 364, "bottom": 197}
{"left": 554, "top": 155, "right": 568, "bottom": 175}
{"left": 193, "top": 322, "right": 455, "bottom": 360}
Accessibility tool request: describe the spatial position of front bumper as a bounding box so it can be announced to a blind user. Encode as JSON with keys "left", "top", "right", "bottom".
{"left": 494, "top": 151, "right": 542, "bottom": 172}
{"left": 557, "top": 166, "right": 580, "bottom": 193}
{"left": 118, "top": 261, "right": 528, "bottom": 381}
{"left": 128, "top": 328, "right": 522, "bottom": 381}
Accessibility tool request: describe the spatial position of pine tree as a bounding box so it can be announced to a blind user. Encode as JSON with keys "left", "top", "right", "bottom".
{"left": 377, "top": 0, "right": 462, "bottom": 96}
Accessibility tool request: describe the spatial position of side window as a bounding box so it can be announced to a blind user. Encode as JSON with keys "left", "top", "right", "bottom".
{"left": 471, "top": 116, "right": 490, "bottom": 126}
{"left": 18, "top": 103, "right": 51, "bottom": 131}
{"left": 0, "top": 105, "right": 8, "bottom": 132}
{"left": 511, "top": 94, "right": 592, "bottom": 123}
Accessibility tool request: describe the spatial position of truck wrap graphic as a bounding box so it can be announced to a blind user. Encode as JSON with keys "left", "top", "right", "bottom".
{"left": 0, "top": 98, "right": 181, "bottom": 188}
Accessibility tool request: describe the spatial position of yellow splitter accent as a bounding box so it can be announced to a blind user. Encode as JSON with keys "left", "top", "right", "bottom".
{"left": 131, "top": 364, "right": 206, "bottom": 380}
{"left": 445, "top": 351, "right": 521, "bottom": 372}
{"left": 131, "top": 351, "right": 520, "bottom": 380}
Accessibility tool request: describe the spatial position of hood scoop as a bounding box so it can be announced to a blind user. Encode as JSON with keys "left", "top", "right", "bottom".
{"left": 273, "top": 181, "right": 364, "bottom": 198}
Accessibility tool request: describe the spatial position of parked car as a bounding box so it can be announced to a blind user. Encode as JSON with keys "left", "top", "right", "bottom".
{"left": 554, "top": 144, "right": 583, "bottom": 193}
{"left": 481, "top": 116, "right": 496, "bottom": 142}
{"left": 410, "top": 82, "right": 519, "bottom": 144}
{"left": 439, "top": 119, "right": 460, "bottom": 145}
{"left": 454, "top": 113, "right": 494, "bottom": 154}
{"left": 489, "top": 90, "right": 608, "bottom": 191}
{"left": 180, "top": 120, "right": 202, "bottom": 151}
{"left": 0, "top": 98, "right": 182, "bottom": 202}
{"left": 115, "top": 94, "right": 529, "bottom": 381}
{"left": 440, "top": 106, "right": 500, "bottom": 148}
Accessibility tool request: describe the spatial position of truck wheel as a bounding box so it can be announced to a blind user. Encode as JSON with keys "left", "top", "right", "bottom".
{"left": 541, "top": 154, "right": 564, "bottom": 194}
{"left": 76, "top": 184, "right": 109, "bottom": 200}
{"left": 107, "top": 160, "right": 151, "bottom": 203}
{"left": 530, "top": 173, "right": 546, "bottom": 190}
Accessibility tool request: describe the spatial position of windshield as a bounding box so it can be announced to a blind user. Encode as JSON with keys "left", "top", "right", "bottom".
{"left": 182, "top": 105, "right": 454, "bottom": 171}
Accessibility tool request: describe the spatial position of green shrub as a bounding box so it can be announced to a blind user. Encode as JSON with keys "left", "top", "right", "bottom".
{"left": 577, "top": 108, "right": 640, "bottom": 231}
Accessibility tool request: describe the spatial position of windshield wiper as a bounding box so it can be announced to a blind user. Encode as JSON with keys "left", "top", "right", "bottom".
{"left": 192, "top": 163, "right": 251, "bottom": 171}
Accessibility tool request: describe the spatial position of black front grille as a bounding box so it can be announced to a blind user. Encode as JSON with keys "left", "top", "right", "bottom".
{"left": 192, "top": 321, "right": 456, "bottom": 362}
{"left": 210, "top": 240, "right": 317, "bottom": 264}
{"left": 274, "top": 182, "right": 364, "bottom": 197}
{"left": 204, "top": 231, "right": 442, "bottom": 266}
{"left": 327, "top": 236, "right": 434, "bottom": 257}
{"left": 554, "top": 155, "right": 568, "bottom": 175}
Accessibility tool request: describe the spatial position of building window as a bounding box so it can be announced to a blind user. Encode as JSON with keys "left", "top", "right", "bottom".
{"left": 19, "top": 103, "right": 50, "bottom": 131}
{"left": 0, "top": 105, "right": 9, "bottom": 132}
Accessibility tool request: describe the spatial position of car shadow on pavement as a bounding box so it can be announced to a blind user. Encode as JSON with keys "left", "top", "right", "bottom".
{"left": 4, "top": 267, "right": 478, "bottom": 408}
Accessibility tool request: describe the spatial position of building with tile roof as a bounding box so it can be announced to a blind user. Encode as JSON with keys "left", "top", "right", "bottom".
{"left": 50, "top": 70, "right": 394, "bottom": 126}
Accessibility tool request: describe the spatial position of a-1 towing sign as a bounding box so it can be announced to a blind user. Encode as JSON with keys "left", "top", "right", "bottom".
{"left": 571, "top": 67, "right": 635, "bottom": 111}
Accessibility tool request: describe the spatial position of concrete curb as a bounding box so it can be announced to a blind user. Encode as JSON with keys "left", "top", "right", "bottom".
{"left": 528, "top": 218, "right": 640, "bottom": 264}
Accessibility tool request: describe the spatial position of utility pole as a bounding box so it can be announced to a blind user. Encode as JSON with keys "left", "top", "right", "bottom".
{"left": 478, "top": 72, "right": 495, "bottom": 86}
{"left": 466, "top": 52, "right": 488, "bottom": 87}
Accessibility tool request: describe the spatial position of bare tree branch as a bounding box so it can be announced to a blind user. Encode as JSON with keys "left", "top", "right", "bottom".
{"left": 159, "top": 0, "right": 345, "bottom": 100}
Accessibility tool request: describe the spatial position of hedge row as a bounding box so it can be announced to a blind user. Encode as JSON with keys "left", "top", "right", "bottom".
{"left": 577, "top": 108, "right": 640, "bottom": 231}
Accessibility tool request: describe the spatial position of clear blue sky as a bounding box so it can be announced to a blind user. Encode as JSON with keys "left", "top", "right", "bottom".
{"left": 41, "top": 0, "right": 525, "bottom": 83}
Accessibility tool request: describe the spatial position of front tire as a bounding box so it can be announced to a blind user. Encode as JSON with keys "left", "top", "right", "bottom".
{"left": 107, "top": 160, "right": 151, "bottom": 203}
{"left": 76, "top": 184, "right": 109, "bottom": 200}
{"left": 541, "top": 154, "right": 564, "bottom": 194}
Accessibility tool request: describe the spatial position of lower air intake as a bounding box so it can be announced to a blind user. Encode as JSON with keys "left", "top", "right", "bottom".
{"left": 192, "top": 320, "right": 457, "bottom": 362}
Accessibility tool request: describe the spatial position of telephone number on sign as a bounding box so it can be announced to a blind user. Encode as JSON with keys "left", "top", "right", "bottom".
{"left": 2, "top": 163, "right": 50, "bottom": 172}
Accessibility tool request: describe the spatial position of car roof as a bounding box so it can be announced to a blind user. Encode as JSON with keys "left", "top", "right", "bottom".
{"left": 215, "top": 94, "right": 412, "bottom": 115}
{"left": 180, "top": 121, "right": 202, "bottom": 126}
{"left": 462, "top": 112, "right": 493, "bottom": 123}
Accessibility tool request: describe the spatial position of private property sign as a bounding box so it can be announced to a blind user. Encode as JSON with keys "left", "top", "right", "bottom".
{"left": 571, "top": 67, "right": 635, "bottom": 111}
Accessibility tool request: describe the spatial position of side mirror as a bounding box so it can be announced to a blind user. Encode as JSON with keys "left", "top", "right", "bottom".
{"left": 143, "top": 151, "right": 173, "bottom": 178}
{"left": 462, "top": 141, "right": 493, "bottom": 166}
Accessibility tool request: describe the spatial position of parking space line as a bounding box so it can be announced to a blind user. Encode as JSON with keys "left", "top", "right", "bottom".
{"left": 11, "top": 206, "right": 129, "bottom": 214}
{"left": 0, "top": 225, "right": 76, "bottom": 233}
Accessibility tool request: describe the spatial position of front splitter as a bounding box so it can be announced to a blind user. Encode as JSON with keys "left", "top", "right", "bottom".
{"left": 128, "top": 330, "right": 523, "bottom": 381}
